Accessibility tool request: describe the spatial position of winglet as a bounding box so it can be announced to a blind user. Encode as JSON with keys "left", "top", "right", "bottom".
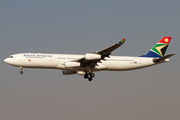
{"left": 119, "top": 38, "right": 126, "bottom": 44}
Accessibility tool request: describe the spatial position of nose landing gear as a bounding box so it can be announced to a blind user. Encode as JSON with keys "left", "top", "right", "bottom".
{"left": 20, "top": 67, "right": 23, "bottom": 74}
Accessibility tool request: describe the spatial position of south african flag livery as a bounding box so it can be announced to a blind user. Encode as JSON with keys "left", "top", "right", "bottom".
{"left": 140, "top": 37, "right": 172, "bottom": 58}
{"left": 119, "top": 38, "right": 126, "bottom": 44}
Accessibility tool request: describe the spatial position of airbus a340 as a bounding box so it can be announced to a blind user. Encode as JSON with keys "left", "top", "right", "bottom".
{"left": 4, "top": 37, "right": 175, "bottom": 81}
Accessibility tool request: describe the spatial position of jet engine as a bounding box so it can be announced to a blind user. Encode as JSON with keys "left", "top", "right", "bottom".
{"left": 85, "top": 53, "right": 101, "bottom": 60}
{"left": 65, "top": 62, "right": 80, "bottom": 68}
{"left": 77, "top": 71, "right": 86, "bottom": 75}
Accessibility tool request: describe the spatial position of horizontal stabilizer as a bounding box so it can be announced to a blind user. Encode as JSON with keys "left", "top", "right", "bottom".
{"left": 153, "top": 53, "right": 175, "bottom": 63}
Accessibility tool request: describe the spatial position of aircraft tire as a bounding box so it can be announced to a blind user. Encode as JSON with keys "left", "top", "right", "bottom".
{"left": 20, "top": 71, "right": 23, "bottom": 74}
{"left": 84, "top": 74, "right": 88, "bottom": 79}
{"left": 88, "top": 77, "right": 92, "bottom": 81}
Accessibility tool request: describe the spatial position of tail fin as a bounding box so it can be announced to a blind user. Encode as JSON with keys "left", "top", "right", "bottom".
{"left": 140, "top": 37, "right": 172, "bottom": 58}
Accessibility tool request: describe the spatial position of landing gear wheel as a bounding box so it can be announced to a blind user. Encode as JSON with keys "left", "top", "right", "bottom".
{"left": 83, "top": 70, "right": 95, "bottom": 81}
{"left": 84, "top": 74, "right": 88, "bottom": 79}
{"left": 19, "top": 67, "right": 23, "bottom": 74}
{"left": 88, "top": 77, "right": 92, "bottom": 81}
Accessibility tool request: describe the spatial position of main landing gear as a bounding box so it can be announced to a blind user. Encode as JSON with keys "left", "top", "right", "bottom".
{"left": 20, "top": 67, "right": 23, "bottom": 74}
{"left": 84, "top": 72, "right": 95, "bottom": 81}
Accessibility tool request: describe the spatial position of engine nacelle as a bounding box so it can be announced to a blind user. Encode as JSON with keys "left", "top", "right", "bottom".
{"left": 85, "top": 53, "right": 101, "bottom": 60}
{"left": 77, "top": 71, "right": 86, "bottom": 75}
{"left": 62, "top": 70, "right": 77, "bottom": 75}
{"left": 65, "top": 62, "right": 80, "bottom": 68}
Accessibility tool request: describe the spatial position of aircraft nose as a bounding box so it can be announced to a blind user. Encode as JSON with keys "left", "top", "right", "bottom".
{"left": 4, "top": 58, "right": 9, "bottom": 64}
{"left": 4, "top": 58, "right": 7, "bottom": 63}
{"left": 4, "top": 57, "right": 17, "bottom": 66}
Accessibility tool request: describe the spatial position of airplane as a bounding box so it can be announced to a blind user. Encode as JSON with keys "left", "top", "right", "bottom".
{"left": 4, "top": 37, "right": 175, "bottom": 81}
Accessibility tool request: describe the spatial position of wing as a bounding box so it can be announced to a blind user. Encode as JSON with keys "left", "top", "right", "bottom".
{"left": 75, "top": 38, "right": 126, "bottom": 63}
{"left": 95, "top": 38, "right": 126, "bottom": 57}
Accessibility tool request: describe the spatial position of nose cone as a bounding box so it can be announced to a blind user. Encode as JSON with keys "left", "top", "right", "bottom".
{"left": 4, "top": 58, "right": 11, "bottom": 64}
{"left": 4, "top": 58, "right": 8, "bottom": 63}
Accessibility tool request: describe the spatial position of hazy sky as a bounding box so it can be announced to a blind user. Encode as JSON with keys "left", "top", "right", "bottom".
{"left": 0, "top": 0, "right": 180, "bottom": 120}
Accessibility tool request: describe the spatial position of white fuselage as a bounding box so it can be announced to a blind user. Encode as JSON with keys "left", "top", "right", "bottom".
{"left": 4, "top": 53, "right": 165, "bottom": 72}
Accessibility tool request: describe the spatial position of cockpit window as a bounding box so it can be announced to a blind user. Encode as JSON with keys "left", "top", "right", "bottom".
{"left": 9, "top": 56, "right": 13, "bottom": 58}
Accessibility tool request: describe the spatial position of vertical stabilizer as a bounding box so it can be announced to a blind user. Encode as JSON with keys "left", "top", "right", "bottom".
{"left": 140, "top": 37, "right": 172, "bottom": 58}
